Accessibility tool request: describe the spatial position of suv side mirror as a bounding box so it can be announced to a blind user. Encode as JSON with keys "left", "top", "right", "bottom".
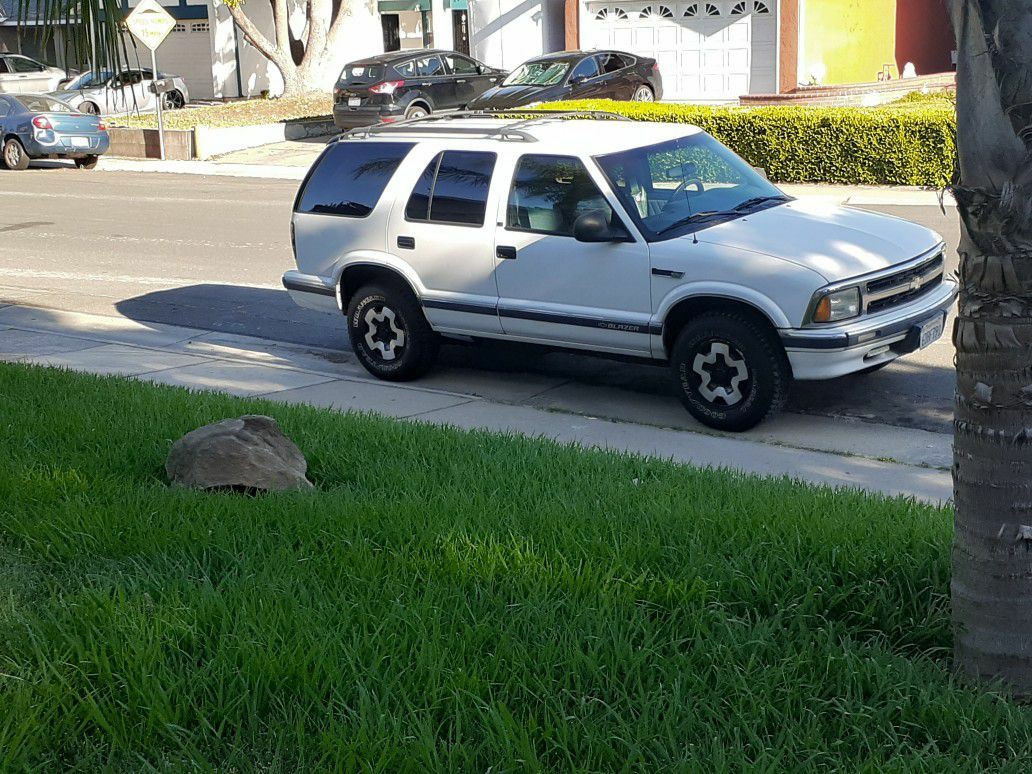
{"left": 573, "top": 210, "right": 631, "bottom": 243}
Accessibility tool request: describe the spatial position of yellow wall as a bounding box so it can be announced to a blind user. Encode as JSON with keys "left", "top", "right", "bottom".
{"left": 800, "top": 0, "right": 897, "bottom": 85}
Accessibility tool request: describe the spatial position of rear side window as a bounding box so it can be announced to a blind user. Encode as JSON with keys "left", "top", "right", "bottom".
{"left": 405, "top": 150, "right": 497, "bottom": 226}
{"left": 296, "top": 142, "right": 414, "bottom": 218}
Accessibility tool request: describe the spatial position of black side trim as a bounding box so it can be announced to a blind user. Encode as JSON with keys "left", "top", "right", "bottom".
{"left": 422, "top": 298, "right": 498, "bottom": 315}
{"left": 421, "top": 298, "right": 656, "bottom": 335}
{"left": 283, "top": 275, "right": 336, "bottom": 297}
{"left": 779, "top": 332, "right": 849, "bottom": 350}
{"left": 499, "top": 306, "right": 650, "bottom": 334}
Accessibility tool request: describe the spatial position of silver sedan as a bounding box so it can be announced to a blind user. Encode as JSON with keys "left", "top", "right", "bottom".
{"left": 49, "top": 68, "right": 190, "bottom": 116}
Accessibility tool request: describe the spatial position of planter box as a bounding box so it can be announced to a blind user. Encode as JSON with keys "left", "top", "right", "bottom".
{"left": 107, "top": 118, "right": 336, "bottom": 161}
{"left": 107, "top": 127, "right": 195, "bottom": 161}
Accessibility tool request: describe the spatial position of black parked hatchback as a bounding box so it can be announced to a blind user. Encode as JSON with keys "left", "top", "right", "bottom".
{"left": 333, "top": 49, "right": 506, "bottom": 130}
{"left": 468, "top": 50, "right": 662, "bottom": 111}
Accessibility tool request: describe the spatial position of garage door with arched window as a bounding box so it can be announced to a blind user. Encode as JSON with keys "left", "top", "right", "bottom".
{"left": 581, "top": 0, "right": 776, "bottom": 101}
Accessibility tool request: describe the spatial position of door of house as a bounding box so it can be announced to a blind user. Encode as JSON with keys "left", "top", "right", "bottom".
{"left": 452, "top": 9, "right": 470, "bottom": 55}
{"left": 381, "top": 14, "right": 401, "bottom": 52}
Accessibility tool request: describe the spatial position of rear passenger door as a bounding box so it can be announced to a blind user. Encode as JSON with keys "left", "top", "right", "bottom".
{"left": 597, "top": 53, "right": 634, "bottom": 99}
{"left": 412, "top": 54, "right": 456, "bottom": 110}
{"left": 493, "top": 153, "right": 652, "bottom": 354}
{"left": 388, "top": 147, "right": 504, "bottom": 335}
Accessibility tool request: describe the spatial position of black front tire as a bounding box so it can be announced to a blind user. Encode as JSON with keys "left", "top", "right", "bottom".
{"left": 74, "top": 156, "right": 99, "bottom": 170}
{"left": 346, "top": 282, "right": 438, "bottom": 381}
{"left": 670, "top": 311, "right": 791, "bottom": 432}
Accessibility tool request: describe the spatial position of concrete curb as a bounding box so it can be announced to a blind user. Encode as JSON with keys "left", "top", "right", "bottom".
{"left": 0, "top": 303, "right": 953, "bottom": 504}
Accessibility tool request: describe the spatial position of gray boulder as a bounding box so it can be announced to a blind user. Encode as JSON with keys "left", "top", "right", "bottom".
{"left": 166, "top": 415, "right": 314, "bottom": 492}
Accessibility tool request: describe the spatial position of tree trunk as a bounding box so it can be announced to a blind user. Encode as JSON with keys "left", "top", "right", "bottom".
{"left": 951, "top": 0, "right": 1032, "bottom": 696}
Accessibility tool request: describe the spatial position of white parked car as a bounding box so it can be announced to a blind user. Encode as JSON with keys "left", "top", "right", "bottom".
{"left": 50, "top": 68, "right": 189, "bottom": 115}
{"left": 284, "top": 113, "right": 958, "bottom": 431}
{"left": 0, "top": 54, "right": 66, "bottom": 94}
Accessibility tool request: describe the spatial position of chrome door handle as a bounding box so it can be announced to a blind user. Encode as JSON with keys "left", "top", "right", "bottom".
{"left": 456, "top": 79, "right": 466, "bottom": 83}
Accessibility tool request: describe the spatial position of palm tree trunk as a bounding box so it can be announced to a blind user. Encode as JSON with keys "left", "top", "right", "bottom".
{"left": 950, "top": 0, "right": 1032, "bottom": 696}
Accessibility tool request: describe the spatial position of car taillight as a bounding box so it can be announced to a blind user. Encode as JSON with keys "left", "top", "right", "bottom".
{"left": 369, "top": 80, "right": 404, "bottom": 95}
{"left": 98, "top": 121, "right": 107, "bottom": 132}
{"left": 32, "top": 116, "right": 52, "bottom": 130}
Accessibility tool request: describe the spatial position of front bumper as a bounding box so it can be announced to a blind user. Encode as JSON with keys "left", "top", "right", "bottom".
{"left": 332, "top": 103, "right": 404, "bottom": 130}
{"left": 781, "top": 278, "right": 959, "bottom": 380}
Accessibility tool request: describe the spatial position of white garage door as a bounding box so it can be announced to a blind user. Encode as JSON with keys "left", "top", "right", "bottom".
{"left": 582, "top": 0, "right": 777, "bottom": 101}
{"left": 156, "top": 21, "right": 215, "bottom": 101}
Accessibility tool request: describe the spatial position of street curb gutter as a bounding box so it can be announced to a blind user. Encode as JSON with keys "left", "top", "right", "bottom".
{"left": 0, "top": 304, "right": 953, "bottom": 505}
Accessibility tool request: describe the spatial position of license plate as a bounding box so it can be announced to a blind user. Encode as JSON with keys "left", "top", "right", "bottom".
{"left": 348, "top": 97, "right": 361, "bottom": 107}
{"left": 69, "top": 136, "right": 90, "bottom": 148}
{"left": 919, "top": 315, "right": 944, "bottom": 349}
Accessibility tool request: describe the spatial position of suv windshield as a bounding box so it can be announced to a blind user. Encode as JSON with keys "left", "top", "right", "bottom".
{"left": 596, "top": 133, "right": 788, "bottom": 241}
{"left": 340, "top": 64, "right": 385, "bottom": 84}
{"left": 503, "top": 60, "right": 570, "bottom": 87}
{"left": 62, "top": 70, "right": 113, "bottom": 90}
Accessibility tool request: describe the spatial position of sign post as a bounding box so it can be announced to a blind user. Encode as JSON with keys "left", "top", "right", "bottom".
{"left": 124, "top": 0, "right": 176, "bottom": 160}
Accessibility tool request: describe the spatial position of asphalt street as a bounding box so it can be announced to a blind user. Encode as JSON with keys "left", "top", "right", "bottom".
{"left": 0, "top": 167, "right": 960, "bottom": 434}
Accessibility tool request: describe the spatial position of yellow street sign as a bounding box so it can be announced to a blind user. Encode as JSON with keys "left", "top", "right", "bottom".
{"left": 125, "top": 0, "right": 176, "bottom": 52}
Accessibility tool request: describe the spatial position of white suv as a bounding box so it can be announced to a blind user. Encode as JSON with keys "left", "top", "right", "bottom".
{"left": 285, "top": 113, "right": 958, "bottom": 431}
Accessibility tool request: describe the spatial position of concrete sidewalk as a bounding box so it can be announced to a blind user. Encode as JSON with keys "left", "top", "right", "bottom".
{"left": 0, "top": 303, "right": 952, "bottom": 503}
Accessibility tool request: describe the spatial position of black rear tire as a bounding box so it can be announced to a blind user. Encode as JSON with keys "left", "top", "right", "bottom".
{"left": 670, "top": 311, "right": 791, "bottom": 432}
{"left": 346, "top": 281, "right": 438, "bottom": 381}
{"left": 2, "top": 137, "right": 30, "bottom": 170}
{"left": 74, "top": 156, "right": 99, "bottom": 170}
{"left": 404, "top": 104, "right": 430, "bottom": 120}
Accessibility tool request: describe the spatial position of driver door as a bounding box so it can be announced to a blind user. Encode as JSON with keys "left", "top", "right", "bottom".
{"left": 493, "top": 153, "right": 653, "bottom": 355}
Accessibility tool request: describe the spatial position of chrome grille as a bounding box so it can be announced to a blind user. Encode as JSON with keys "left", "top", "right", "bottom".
{"left": 864, "top": 252, "right": 944, "bottom": 315}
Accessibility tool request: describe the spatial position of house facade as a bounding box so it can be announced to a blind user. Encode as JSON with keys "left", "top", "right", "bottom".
{"left": 3, "top": 0, "right": 951, "bottom": 104}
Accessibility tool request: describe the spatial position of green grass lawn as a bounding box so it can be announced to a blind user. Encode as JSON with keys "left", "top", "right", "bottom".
{"left": 1, "top": 363, "right": 1029, "bottom": 770}
{"left": 111, "top": 94, "right": 334, "bottom": 130}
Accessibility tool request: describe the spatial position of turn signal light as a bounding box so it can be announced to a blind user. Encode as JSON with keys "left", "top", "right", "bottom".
{"left": 369, "top": 80, "right": 404, "bottom": 95}
{"left": 32, "top": 116, "right": 52, "bottom": 130}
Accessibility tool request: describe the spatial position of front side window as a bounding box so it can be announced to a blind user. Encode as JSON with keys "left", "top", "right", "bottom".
{"left": 296, "top": 141, "right": 414, "bottom": 218}
{"left": 506, "top": 154, "right": 615, "bottom": 237}
{"left": 569, "top": 56, "right": 600, "bottom": 82}
{"left": 405, "top": 150, "right": 497, "bottom": 226}
{"left": 596, "top": 133, "right": 787, "bottom": 241}
{"left": 503, "top": 60, "right": 570, "bottom": 87}
{"left": 445, "top": 55, "right": 479, "bottom": 75}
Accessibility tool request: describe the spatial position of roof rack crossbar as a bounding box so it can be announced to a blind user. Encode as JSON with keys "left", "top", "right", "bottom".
{"left": 342, "top": 108, "right": 631, "bottom": 142}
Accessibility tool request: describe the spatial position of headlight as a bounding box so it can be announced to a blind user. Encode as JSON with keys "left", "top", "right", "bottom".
{"left": 811, "top": 287, "right": 861, "bottom": 323}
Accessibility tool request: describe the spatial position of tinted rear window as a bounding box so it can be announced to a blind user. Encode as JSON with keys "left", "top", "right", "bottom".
{"left": 341, "top": 64, "right": 385, "bottom": 84}
{"left": 297, "top": 142, "right": 414, "bottom": 218}
{"left": 404, "top": 150, "right": 496, "bottom": 227}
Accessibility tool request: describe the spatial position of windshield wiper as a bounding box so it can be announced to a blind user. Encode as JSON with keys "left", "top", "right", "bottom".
{"left": 655, "top": 211, "right": 725, "bottom": 235}
{"left": 732, "top": 195, "right": 790, "bottom": 212}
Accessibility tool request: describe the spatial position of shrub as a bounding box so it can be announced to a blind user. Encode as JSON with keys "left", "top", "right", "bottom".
{"left": 542, "top": 99, "right": 956, "bottom": 187}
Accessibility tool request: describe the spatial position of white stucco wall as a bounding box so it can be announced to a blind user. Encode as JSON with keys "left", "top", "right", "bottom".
{"left": 469, "top": 0, "right": 565, "bottom": 70}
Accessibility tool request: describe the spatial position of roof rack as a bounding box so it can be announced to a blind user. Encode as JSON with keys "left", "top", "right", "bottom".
{"left": 343, "top": 108, "right": 631, "bottom": 143}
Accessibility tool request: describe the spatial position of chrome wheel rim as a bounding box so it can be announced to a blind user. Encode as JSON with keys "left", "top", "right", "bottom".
{"left": 162, "top": 92, "right": 184, "bottom": 110}
{"left": 633, "top": 86, "right": 654, "bottom": 102}
{"left": 692, "top": 341, "right": 749, "bottom": 406}
{"left": 363, "top": 306, "right": 407, "bottom": 361}
{"left": 4, "top": 142, "right": 20, "bottom": 168}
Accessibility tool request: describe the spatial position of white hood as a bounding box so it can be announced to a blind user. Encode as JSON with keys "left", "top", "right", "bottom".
{"left": 697, "top": 199, "right": 942, "bottom": 283}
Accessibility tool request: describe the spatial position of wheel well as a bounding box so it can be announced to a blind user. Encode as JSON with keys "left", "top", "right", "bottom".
{"left": 338, "top": 264, "right": 417, "bottom": 310}
{"left": 661, "top": 297, "right": 780, "bottom": 353}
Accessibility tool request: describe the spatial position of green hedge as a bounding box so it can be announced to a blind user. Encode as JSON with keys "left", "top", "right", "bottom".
{"left": 542, "top": 99, "right": 956, "bottom": 187}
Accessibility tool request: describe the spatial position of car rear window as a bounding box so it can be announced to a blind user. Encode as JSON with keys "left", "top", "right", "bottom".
{"left": 296, "top": 142, "right": 414, "bottom": 218}
{"left": 14, "top": 95, "right": 74, "bottom": 113}
{"left": 405, "top": 150, "right": 497, "bottom": 227}
{"left": 340, "top": 64, "right": 385, "bottom": 84}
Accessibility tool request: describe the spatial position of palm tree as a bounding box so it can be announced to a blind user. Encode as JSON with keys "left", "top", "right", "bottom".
{"left": 950, "top": 0, "right": 1032, "bottom": 696}
{"left": 17, "top": 0, "right": 348, "bottom": 95}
